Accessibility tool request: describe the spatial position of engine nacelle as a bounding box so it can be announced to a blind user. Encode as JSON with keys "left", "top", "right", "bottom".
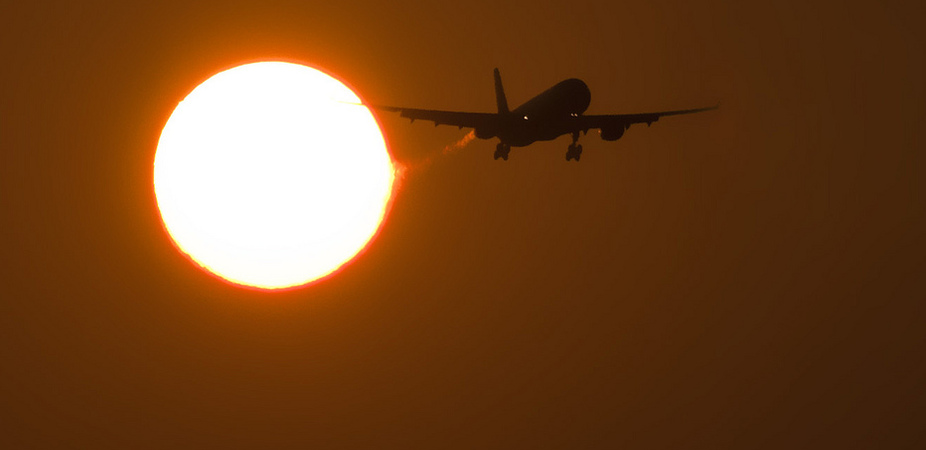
{"left": 599, "top": 126, "right": 625, "bottom": 141}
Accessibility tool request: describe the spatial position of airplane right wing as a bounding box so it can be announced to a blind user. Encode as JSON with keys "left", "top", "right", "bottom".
{"left": 371, "top": 105, "right": 498, "bottom": 130}
{"left": 577, "top": 105, "right": 719, "bottom": 131}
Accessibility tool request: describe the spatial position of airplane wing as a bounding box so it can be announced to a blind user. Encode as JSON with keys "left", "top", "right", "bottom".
{"left": 578, "top": 105, "right": 718, "bottom": 131}
{"left": 371, "top": 105, "right": 497, "bottom": 129}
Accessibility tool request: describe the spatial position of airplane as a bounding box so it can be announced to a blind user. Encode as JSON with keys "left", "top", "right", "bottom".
{"left": 374, "top": 68, "right": 716, "bottom": 161}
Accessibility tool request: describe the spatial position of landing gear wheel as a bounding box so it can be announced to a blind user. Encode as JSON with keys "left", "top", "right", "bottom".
{"left": 495, "top": 142, "right": 510, "bottom": 161}
{"left": 566, "top": 143, "right": 577, "bottom": 161}
{"left": 567, "top": 132, "right": 583, "bottom": 161}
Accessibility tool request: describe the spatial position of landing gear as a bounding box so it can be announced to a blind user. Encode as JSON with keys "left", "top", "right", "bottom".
{"left": 566, "top": 144, "right": 583, "bottom": 161}
{"left": 494, "top": 142, "right": 511, "bottom": 161}
{"left": 565, "top": 132, "right": 583, "bottom": 161}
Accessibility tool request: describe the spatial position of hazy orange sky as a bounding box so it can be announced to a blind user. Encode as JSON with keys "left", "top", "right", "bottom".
{"left": 2, "top": 0, "right": 924, "bottom": 447}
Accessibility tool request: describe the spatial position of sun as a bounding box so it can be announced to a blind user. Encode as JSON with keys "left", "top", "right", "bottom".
{"left": 154, "top": 62, "right": 395, "bottom": 290}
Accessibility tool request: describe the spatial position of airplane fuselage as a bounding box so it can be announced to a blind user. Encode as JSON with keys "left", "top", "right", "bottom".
{"left": 477, "top": 78, "right": 591, "bottom": 147}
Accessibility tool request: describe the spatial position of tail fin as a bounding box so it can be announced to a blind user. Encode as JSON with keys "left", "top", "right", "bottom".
{"left": 494, "top": 68, "right": 509, "bottom": 114}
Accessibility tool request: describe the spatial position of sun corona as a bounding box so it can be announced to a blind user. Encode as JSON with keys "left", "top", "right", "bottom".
{"left": 154, "top": 62, "right": 395, "bottom": 290}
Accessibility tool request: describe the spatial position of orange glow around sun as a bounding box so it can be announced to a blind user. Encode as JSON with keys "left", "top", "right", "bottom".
{"left": 154, "top": 62, "right": 395, "bottom": 290}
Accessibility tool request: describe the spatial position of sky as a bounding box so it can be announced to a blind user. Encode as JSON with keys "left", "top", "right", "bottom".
{"left": 2, "top": 0, "right": 924, "bottom": 447}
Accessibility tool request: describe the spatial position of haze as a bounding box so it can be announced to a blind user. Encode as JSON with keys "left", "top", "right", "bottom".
{"left": 1, "top": 0, "right": 923, "bottom": 448}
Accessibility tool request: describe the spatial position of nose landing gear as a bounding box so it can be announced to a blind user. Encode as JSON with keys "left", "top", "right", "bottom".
{"left": 565, "top": 131, "right": 583, "bottom": 161}
{"left": 566, "top": 144, "right": 583, "bottom": 161}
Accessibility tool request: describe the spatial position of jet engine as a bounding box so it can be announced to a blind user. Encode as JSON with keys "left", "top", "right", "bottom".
{"left": 599, "top": 126, "right": 625, "bottom": 141}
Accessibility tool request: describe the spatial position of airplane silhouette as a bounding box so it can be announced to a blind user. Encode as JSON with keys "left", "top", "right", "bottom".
{"left": 374, "top": 68, "right": 716, "bottom": 161}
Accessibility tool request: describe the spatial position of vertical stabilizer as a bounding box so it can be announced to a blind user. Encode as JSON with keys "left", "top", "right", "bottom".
{"left": 494, "top": 68, "right": 509, "bottom": 114}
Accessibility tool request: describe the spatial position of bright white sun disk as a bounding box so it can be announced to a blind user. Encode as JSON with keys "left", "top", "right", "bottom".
{"left": 154, "top": 62, "right": 395, "bottom": 290}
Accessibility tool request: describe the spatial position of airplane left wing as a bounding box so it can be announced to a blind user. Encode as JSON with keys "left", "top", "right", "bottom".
{"left": 372, "top": 105, "right": 497, "bottom": 129}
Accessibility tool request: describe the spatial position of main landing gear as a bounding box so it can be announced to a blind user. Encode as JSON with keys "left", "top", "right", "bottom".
{"left": 494, "top": 142, "right": 511, "bottom": 161}
{"left": 565, "top": 131, "right": 583, "bottom": 161}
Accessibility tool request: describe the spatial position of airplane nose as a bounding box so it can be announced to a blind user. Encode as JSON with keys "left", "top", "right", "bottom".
{"left": 565, "top": 79, "right": 591, "bottom": 114}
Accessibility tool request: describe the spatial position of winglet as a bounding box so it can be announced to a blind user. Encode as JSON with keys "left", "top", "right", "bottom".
{"left": 494, "top": 68, "right": 509, "bottom": 114}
